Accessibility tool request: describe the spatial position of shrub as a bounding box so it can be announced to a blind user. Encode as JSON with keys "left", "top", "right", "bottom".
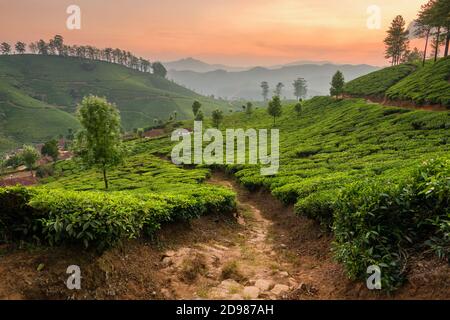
{"left": 0, "top": 186, "right": 40, "bottom": 241}
{"left": 333, "top": 157, "right": 450, "bottom": 291}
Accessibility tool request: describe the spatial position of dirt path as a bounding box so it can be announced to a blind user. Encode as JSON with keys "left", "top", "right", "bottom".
{"left": 0, "top": 171, "right": 448, "bottom": 300}
{"left": 156, "top": 173, "right": 299, "bottom": 299}
{"left": 154, "top": 171, "right": 450, "bottom": 300}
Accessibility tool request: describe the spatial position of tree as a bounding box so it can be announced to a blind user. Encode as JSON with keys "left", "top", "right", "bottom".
{"left": 275, "top": 82, "right": 284, "bottom": 97}
{"left": 15, "top": 42, "right": 26, "bottom": 54}
{"left": 152, "top": 62, "right": 167, "bottom": 78}
{"left": 29, "top": 42, "right": 38, "bottom": 54}
{"left": 52, "top": 35, "right": 64, "bottom": 56}
{"left": 212, "top": 109, "right": 224, "bottom": 128}
{"left": 293, "top": 78, "right": 307, "bottom": 101}
{"left": 405, "top": 47, "right": 423, "bottom": 63}
{"left": 267, "top": 96, "right": 282, "bottom": 126}
{"left": 195, "top": 110, "right": 204, "bottom": 121}
{"left": 294, "top": 101, "right": 303, "bottom": 116}
{"left": 384, "top": 15, "right": 410, "bottom": 66}
{"left": 330, "top": 71, "right": 345, "bottom": 99}
{"left": 415, "top": 0, "right": 436, "bottom": 65}
{"left": 73, "top": 96, "right": 124, "bottom": 190}
{"left": 261, "top": 81, "right": 269, "bottom": 102}
{"left": 192, "top": 100, "right": 202, "bottom": 117}
{"left": 245, "top": 102, "right": 253, "bottom": 116}
{"left": 0, "top": 42, "right": 11, "bottom": 55}
{"left": 37, "top": 40, "right": 48, "bottom": 55}
{"left": 21, "top": 145, "right": 40, "bottom": 174}
{"left": 41, "top": 139, "right": 59, "bottom": 162}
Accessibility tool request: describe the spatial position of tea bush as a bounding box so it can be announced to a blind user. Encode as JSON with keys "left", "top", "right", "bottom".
{"left": 0, "top": 186, "right": 235, "bottom": 249}
{"left": 333, "top": 157, "right": 449, "bottom": 291}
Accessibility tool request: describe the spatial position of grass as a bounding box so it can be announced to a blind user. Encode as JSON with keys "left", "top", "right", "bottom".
{"left": 0, "top": 54, "right": 231, "bottom": 153}
{"left": 344, "top": 63, "right": 417, "bottom": 97}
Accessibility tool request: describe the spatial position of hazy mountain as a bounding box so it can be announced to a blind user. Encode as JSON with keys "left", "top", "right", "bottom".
{"left": 163, "top": 58, "right": 247, "bottom": 72}
{"left": 167, "top": 64, "right": 380, "bottom": 100}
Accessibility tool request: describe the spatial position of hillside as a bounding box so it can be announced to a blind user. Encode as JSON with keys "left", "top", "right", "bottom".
{"left": 167, "top": 64, "right": 380, "bottom": 100}
{"left": 1, "top": 96, "right": 449, "bottom": 297}
{"left": 138, "top": 97, "right": 449, "bottom": 290}
{"left": 345, "top": 57, "right": 450, "bottom": 107}
{"left": 0, "top": 55, "right": 229, "bottom": 153}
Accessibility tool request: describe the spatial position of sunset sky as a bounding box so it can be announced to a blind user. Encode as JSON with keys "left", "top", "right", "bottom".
{"left": 0, "top": 0, "right": 428, "bottom": 67}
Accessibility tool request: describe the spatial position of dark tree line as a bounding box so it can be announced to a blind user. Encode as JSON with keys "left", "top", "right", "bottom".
{"left": 0, "top": 35, "right": 167, "bottom": 77}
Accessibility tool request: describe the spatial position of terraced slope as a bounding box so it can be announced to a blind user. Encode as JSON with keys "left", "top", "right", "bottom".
{"left": 0, "top": 55, "right": 229, "bottom": 153}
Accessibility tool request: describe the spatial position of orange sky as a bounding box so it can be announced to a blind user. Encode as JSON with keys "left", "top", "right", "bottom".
{"left": 0, "top": 0, "right": 428, "bottom": 66}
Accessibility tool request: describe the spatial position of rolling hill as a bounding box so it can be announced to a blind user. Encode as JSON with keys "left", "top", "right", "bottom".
{"left": 0, "top": 55, "right": 230, "bottom": 153}
{"left": 345, "top": 57, "right": 450, "bottom": 107}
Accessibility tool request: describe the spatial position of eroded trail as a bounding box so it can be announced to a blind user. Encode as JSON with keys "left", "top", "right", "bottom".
{"left": 1, "top": 171, "right": 448, "bottom": 300}
{"left": 156, "top": 172, "right": 353, "bottom": 300}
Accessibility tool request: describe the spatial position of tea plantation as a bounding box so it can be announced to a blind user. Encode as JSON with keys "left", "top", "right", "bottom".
{"left": 344, "top": 57, "right": 450, "bottom": 107}
{"left": 0, "top": 148, "right": 236, "bottom": 250}
{"left": 139, "top": 96, "right": 449, "bottom": 290}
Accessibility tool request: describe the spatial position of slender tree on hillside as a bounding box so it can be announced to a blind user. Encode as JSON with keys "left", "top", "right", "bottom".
{"left": 37, "top": 40, "right": 48, "bottom": 55}
{"left": 275, "top": 82, "right": 284, "bottom": 97}
{"left": 192, "top": 100, "right": 202, "bottom": 117}
{"left": 293, "top": 78, "right": 308, "bottom": 101}
{"left": 384, "top": 15, "right": 410, "bottom": 66}
{"left": 73, "top": 95, "right": 124, "bottom": 190}
{"left": 21, "top": 145, "right": 40, "bottom": 176}
{"left": 330, "top": 71, "right": 345, "bottom": 99}
{"left": 15, "top": 42, "right": 26, "bottom": 54}
{"left": 0, "top": 42, "right": 11, "bottom": 55}
{"left": 267, "top": 96, "right": 282, "bottom": 126}
{"left": 212, "top": 109, "right": 224, "bottom": 128}
{"left": 415, "top": 0, "right": 436, "bottom": 65}
{"left": 261, "top": 81, "right": 269, "bottom": 102}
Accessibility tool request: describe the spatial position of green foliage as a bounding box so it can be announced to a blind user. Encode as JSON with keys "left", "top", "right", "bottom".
{"left": 344, "top": 64, "right": 416, "bottom": 97}
{"left": 195, "top": 110, "right": 204, "bottom": 121}
{"left": 384, "top": 15, "right": 410, "bottom": 66}
{"left": 293, "top": 78, "right": 308, "bottom": 100}
{"left": 267, "top": 96, "right": 282, "bottom": 125}
{"left": 41, "top": 139, "right": 59, "bottom": 161}
{"left": 333, "top": 157, "right": 449, "bottom": 291}
{"left": 152, "top": 62, "right": 167, "bottom": 78}
{"left": 212, "top": 109, "right": 224, "bottom": 128}
{"left": 21, "top": 145, "right": 40, "bottom": 171}
{"left": 330, "top": 71, "right": 345, "bottom": 98}
{"left": 386, "top": 57, "right": 450, "bottom": 107}
{"left": 74, "top": 95, "right": 125, "bottom": 189}
{"left": 0, "top": 55, "right": 230, "bottom": 151}
{"left": 192, "top": 100, "right": 202, "bottom": 117}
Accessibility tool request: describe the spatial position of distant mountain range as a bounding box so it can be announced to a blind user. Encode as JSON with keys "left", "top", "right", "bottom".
{"left": 163, "top": 57, "right": 334, "bottom": 72}
{"left": 165, "top": 59, "right": 380, "bottom": 100}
